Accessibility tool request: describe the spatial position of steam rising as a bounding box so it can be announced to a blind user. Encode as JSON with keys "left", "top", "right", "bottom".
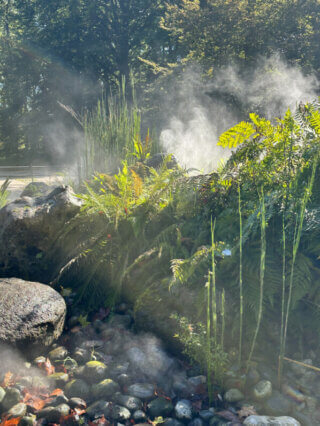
{"left": 160, "top": 54, "right": 319, "bottom": 173}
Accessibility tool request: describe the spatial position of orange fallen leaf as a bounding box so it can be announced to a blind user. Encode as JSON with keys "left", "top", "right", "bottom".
{"left": 1, "top": 416, "right": 21, "bottom": 425}
{"left": 50, "top": 388, "right": 64, "bottom": 396}
{"left": 37, "top": 358, "right": 55, "bottom": 375}
{"left": 1, "top": 371, "right": 15, "bottom": 387}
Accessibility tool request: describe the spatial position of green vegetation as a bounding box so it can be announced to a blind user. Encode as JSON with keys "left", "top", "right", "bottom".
{"left": 1, "top": 0, "right": 320, "bottom": 161}
{"left": 0, "top": 178, "right": 9, "bottom": 208}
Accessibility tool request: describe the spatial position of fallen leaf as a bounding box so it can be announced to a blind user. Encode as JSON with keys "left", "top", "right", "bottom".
{"left": 1, "top": 416, "right": 21, "bottom": 425}
{"left": 1, "top": 371, "right": 15, "bottom": 387}
{"left": 238, "top": 405, "right": 257, "bottom": 419}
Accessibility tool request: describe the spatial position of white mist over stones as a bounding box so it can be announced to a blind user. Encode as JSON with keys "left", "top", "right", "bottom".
{"left": 160, "top": 55, "right": 318, "bottom": 173}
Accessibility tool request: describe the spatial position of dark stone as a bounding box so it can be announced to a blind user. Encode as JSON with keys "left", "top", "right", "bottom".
{"left": 0, "top": 185, "right": 82, "bottom": 281}
{"left": 21, "top": 182, "right": 51, "bottom": 198}
{"left": 1, "top": 387, "right": 22, "bottom": 411}
{"left": 147, "top": 397, "right": 174, "bottom": 418}
{"left": 0, "top": 278, "right": 66, "bottom": 348}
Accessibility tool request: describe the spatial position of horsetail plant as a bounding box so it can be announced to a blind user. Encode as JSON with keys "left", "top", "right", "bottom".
{"left": 238, "top": 182, "right": 243, "bottom": 367}
{"left": 279, "top": 151, "right": 319, "bottom": 383}
{"left": 246, "top": 187, "right": 266, "bottom": 372}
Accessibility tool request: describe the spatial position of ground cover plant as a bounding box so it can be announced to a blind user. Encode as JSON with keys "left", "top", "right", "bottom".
{"left": 51, "top": 98, "right": 320, "bottom": 398}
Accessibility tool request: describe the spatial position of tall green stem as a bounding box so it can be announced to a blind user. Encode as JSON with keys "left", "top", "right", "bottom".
{"left": 238, "top": 182, "right": 243, "bottom": 366}
{"left": 247, "top": 187, "right": 266, "bottom": 372}
{"left": 279, "top": 154, "right": 319, "bottom": 383}
{"left": 211, "top": 217, "right": 217, "bottom": 347}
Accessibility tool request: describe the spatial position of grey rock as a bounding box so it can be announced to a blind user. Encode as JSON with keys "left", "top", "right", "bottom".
{"left": 0, "top": 278, "right": 66, "bottom": 348}
{"left": 21, "top": 182, "right": 51, "bottom": 198}
{"left": 175, "top": 399, "right": 193, "bottom": 420}
{"left": 1, "top": 387, "right": 22, "bottom": 411}
{"left": 246, "top": 368, "right": 260, "bottom": 387}
{"left": 117, "top": 373, "right": 130, "bottom": 387}
{"left": 127, "top": 383, "right": 155, "bottom": 400}
{"left": 48, "top": 346, "right": 68, "bottom": 361}
{"left": 8, "top": 402, "right": 27, "bottom": 417}
{"left": 64, "top": 379, "right": 90, "bottom": 399}
{"left": 224, "top": 388, "right": 244, "bottom": 403}
{"left": 173, "top": 374, "right": 193, "bottom": 397}
{"left": 199, "top": 409, "right": 215, "bottom": 421}
{"left": 264, "top": 391, "right": 292, "bottom": 416}
{"left": 48, "top": 394, "right": 69, "bottom": 407}
{"left": 133, "top": 410, "right": 147, "bottom": 421}
{"left": 37, "top": 404, "right": 70, "bottom": 423}
{"left": 147, "top": 397, "right": 174, "bottom": 418}
{"left": 86, "top": 400, "right": 109, "bottom": 418}
{"left": 48, "top": 372, "right": 69, "bottom": 386}
{"left": 0, "top": 386, "right": 5, "bottom": 403}
{"left": 92, "top": 379, "right": 120, "bottom": 398}
{"left": 105, "top": 403, "right": 131, "bottom": 421}
{"left": 188, "top": 419, "right": 204, "bottom": 426}
{"left": 115, "top": 394, "right": 142, "bottom": 411}
{"left": 243, "top": 415, "right": 300, "bottom": 425}
{"left": 188, "top": 376, "right": 206, "bottom": 387}
{"left": 73, "top": 347, "right": 90, "bottom": 364}
{"left": 253, "top": 380, "right": 272, "bottom": 401}
{"left": 18, "top": 415, "right": 36, "bottom": 426}
{"left": 69, "top": 397, "right": 86, "bottom": 409}
{"left": 163, "top": 419, "right": 184, "bottom": 426}
{"left": 83, "top": 361, "right": 108, "bottom": 383}
{"left": 0, "top": 186, "right": 82, "bottom": 279}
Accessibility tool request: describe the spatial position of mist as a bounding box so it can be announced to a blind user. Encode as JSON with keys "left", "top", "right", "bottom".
{"left": 160, "top": 54, "right": 319, "bottom": 173}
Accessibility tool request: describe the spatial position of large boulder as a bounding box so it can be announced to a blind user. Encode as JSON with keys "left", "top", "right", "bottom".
{"left": 0, "top": 278, "right": 66, "bottom": 348}
{"left": 0, "top": 185, "right": 82, "bottom": 281}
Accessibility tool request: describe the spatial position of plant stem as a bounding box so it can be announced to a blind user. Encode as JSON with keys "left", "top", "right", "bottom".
{"left": 279, "top": 153, "right": 319, "bottom": 383}
{"left": 211, "top": 217, "right": 217, "bottom": 347}
{"left": 247, "top": 186, "right": 266, "bottom": 372}
{"left": 238, "top": 182, "right": 243, "bottom": 367}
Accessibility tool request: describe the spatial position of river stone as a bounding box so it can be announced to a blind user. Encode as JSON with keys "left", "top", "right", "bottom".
{"left": 48, "top": 372, "right": 69, "bottom": 386}
{"left": 253, "top": 380, "right": 272, "bottom": 401}
{"left": 8, "top": 402, "right": 27, "bottom": 417}
{"left": 115, "top": 394, "right": 142, "bottom": 410}
{"left": 243, "top": 415, "right": 300, "bottom": 425}
{"left": 69, "top": 397, "right": 86, "bottom": 410}
{"left": 127, "top": 383, "right": 155, "bottom": 400}
{"left": 175, "top": 399, "right": 193, "bottom": 420}
{"left": 0, "top": 186, "right": 82, "bottom": 280}
{"left": 147, "top": 397, "right": 174, "bottom": 418}
{"left": 188, "top": 419, "right": 203, "bottom": 426}
{"left": 0, "top": 386, "right": 5, "bottom": 403}
{"left": 188, "top": 376, "right": 206, "bottom": 387}
{"left": 18, "top": 415, "right": 36, "bottom": 426}
{"left": 199, "top": 410, "right": 214, "bottom": 421}
{"left": 92, "top": 378, "right": 120, "bottom": 398}
{"left": 246, "top": 368, "right": 260, "bottom": 387}
{"left": 224, "top": 388, "right": 245, "bottom": 403}
{"left": 104, "top": 403, "right": 131, "bottom": 421}
{"left": 64, "top": 379, "right": 90, "bottom": 399}
{"left": 0, "top": 278, "right": 66, "bottom": 348}
{"left": 264, "top": 391, "right": 292, "bottom": 416}
{"left": 163, "top": 418, "right": 184, "bottom": 426}
{"left": 37, "top": 404, "right": 70, "bottom": 423}
{"left": 83, "top": 361, "right": 108, "bottom": 383}
{"left": 1, "top": 387, "right": 22, "bottom": 411}
{"left": 86, "top": 400, "right": 109, "bottom": 418}
{"left": 48, "top": 346, "right": 68, "bottom": 361}
{"left": 133, "top": 410, "right": 147, "bottom": 421}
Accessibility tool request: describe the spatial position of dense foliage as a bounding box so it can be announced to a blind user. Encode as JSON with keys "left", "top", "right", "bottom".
{"left": 1, "top": 0, "right": 320, "bottom": 162}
